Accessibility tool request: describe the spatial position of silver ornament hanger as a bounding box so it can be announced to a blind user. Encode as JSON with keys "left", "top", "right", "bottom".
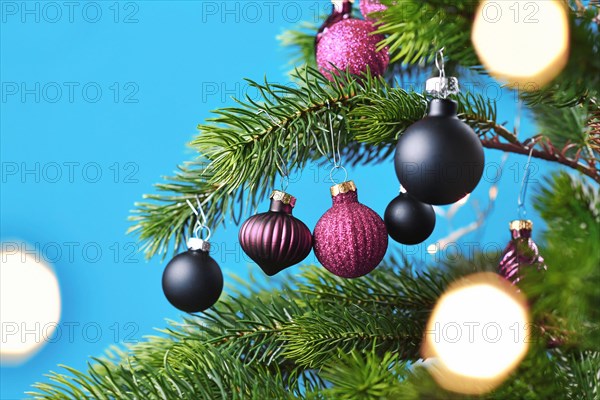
{"left": 186, "top": 195, "right": 211, "bottom": 252}
{"left": 426, "top": 48, "right": 460, "bottom": 99}
{"left": 326, "top": 102, "right": 348, "bottom": 184}
{"left": 512, "top": 100, "right": 538, "bottom": 221}
{"left": 258, "top": 108, "right": 298, "bottom": 193}
{"left": 517, "top": 138, "right": 538, "bottom": 220}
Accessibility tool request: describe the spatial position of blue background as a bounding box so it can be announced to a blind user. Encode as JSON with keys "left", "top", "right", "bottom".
{"left": 1, "top": 1, "right": 555, "bottom": 398}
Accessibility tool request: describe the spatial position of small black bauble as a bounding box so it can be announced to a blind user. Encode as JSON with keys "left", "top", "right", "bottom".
{"left": 162, "top": 239, "right": 223, "bottom": 313}
{"left": 394, "top": 98, "right": 484, "bottom": 205}
{"left": 384, "top": 193, "right": 436, "bottom": 245}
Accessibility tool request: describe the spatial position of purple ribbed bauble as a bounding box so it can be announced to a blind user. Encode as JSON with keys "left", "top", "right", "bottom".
{"left": 313, "top": 181, "right": 388, "bottom": 278}
{"left": 316, "top": 19, "right": 389, "bottom": 80}
{"left": 239, "top": 190, "right": 312, "bottom": 276}
{"left": 498, "top": 220, "right": 546, "bottom": 285}
{"left": 360, "top": 0, "right": 387, "bottom": 20}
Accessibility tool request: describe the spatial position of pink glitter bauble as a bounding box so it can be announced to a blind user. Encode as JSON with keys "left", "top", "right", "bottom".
{"left": 313, "top": 181, "right": 388, "bottom": 278}
{"left": 360, "top": 0, "right": 387, "bottom": 20}
{"left": 316, "top": 19, "right": 389, "bottom": 80}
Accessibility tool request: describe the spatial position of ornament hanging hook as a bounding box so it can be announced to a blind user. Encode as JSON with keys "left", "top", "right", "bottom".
{"left": 514, "top": 99, "right": 523, "bottom": 136}
{"left": 326, "top": 101, "right": 347, "bottom": 184}
{"left": 426, "top": 47, "right": 458, "bottom": 99}
{"left": 517, "top": 138, "right": 537, "bottom": 220}
{"left": 258, "top": 108, "right": 291, "bottom": 192}
{"left": 186, "top": 195, "right": 212, "bottom": 242}
{"left": 435, "top": 47, "right": 447, "bottom": 98}
{"left": 435, "top": 47, "right": 446, "bottom": 81}
{"left": 275, "top": 151, "right": 290, "bottom": 192}
{"left": 329, "top": 165, "right": 348, "bottom": 184}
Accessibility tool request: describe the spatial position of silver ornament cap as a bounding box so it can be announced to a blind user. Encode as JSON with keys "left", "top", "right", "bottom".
{"left": 187, "top": 237, "right": 210, "bottom": 252}
{"left": 425, "top": 76, "right": 460, "bottom": 98}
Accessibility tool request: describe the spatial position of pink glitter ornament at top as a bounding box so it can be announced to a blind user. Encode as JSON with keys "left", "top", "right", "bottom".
{"left": 498, "top": 220, "right": 546, "bottom": 285}
{"left": 316, "top": 18, "right": 389, "bottom": 80}
{"left": 316, "top": 0, "right": 353, "bottom": 42}
{"left": 313, "top": 181, "right": 388, "bottom": 278}
{"left": 360, "top": 0, "right": 387, "bottom": 20}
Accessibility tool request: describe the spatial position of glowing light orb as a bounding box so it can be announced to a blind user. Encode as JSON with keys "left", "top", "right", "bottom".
{"left": 472, "top": 0, "right": 569, "bottom": 89}
{"left": 1, "top": 244, "right": 61, "bottom": 365}
{"left": 422, "top": 272, "right": 530, "bottom": 394}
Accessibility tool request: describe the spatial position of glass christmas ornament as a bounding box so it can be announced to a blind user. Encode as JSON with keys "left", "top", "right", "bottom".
{"left": 162, "top": 237, "right": 223, "bottom": 313}
{"left": 313, "top": 181, "right": 388, "bottom": 278}
{"left": 384, "top": 192, "right": 436, "bottom": 245}
{"left": 394, "top": 98, "right": 484, "bottom": 205}
{"left": 360, "top": 0, "right": 387, "bottom": 20}
{"left": 394, "top": 50, "right": 484, "bottom": 205}
{"left": 316, "top": 0, "right": 353, "bottom": 41}
{"left": 498, "top": 220, "right": 547, "bottom": 285}
{"left": 316, "top": 18, "right": 389, "bottom": 80}
{"left": 239, "top": 190, "right": 313, "bottom": 276}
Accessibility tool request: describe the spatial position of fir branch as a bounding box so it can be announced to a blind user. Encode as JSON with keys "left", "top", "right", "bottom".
{"left": 129, "top": 68, "right": 390, "bottom": 258}
{"left": 559, "top": 351, "right": 600, "bottom": 399}
{"left": 533, "top": 103, "right": 592, "bottom": 150}
{"left": 480, "top": 135, "right": 599, "bottom": 183}
{"left": 375, "top": 1, "right": 599, "bottom": 108}
{"left": 298, "top": 260, "right": 448, "bottom": 311}
{"left": 526, "top": 172, "right": 600, "bottom": 350}
{"left": 131, "top": 67, "right": 599, "bottom": 259}
{"left": 277, "top": 22, "right": 318, "bottom": 71}
{"left": 519, "top": 5, "right": 600, "bottom": 107}
{"left": 32, "top": 174, "right": 600, "bottom": 398}
{"left": 318, "top": 351, "right": 412, "bottom": 400}
{"left": 374, "top": 0, "right": 478, "bottom": 65}
{"left": 29, "top": 263, "right": 444, "bottom": 399}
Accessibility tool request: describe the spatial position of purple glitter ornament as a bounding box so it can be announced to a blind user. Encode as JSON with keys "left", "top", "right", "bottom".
{"left": 313, "top": 181, "right": 388, "bottom": 278}
{"left": 498, "top": 220, "right": 547, "bottom": 285}
{"left": 239, "top": 191, "right": 313, "bottom": 276}
{"left": 360, "top": 0, "right": 387, "bottom": 20}
{"left": 316, "top": 0, "right": 353, "bottom": 42}
{"left": 316, "top": 18, "right": 389, "bottom": 80}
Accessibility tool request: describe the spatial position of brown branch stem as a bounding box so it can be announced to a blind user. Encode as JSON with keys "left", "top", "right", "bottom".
{"left": 463, "top": 114, "right": 598, "bottom": 182}
{"left": 481, "top": 137, "right": 600, "bottom": 184}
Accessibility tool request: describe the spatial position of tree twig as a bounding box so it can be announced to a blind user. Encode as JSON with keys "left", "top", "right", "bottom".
{"left": 481, "top": 136, "right": 599, "bottom": 183}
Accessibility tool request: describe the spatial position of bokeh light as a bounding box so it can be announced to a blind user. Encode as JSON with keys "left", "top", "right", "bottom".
{"left": 422, "top": 272, "right": 530, "bottom": 394}
{"left": 472, "top": 0, "right": 569, "bottom": 89}
{"left": 1, "top": 244, "right": 61, "bottom": 365}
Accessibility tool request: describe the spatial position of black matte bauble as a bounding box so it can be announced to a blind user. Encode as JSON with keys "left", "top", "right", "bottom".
{"left": 384, "top": 193, "right": 436, "bottom": 245}
{"left": 162, "top": 250, "right": 223, "bottom": 313}
{"left": 394, "top": 99, "right": 484, "bottom": 205}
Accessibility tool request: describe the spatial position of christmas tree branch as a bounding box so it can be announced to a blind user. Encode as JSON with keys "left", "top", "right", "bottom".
{"left": 33, "top": 174, "right": 600, "bottom": 398}
{"left": 481, "top": 135, "right": 599, "bottom": 183}
{"left": 277, "top": 22, "right": 318, "bottom": 71}
{"left": 372, "top": 0, "right": 600, "bottom": 107}
{"left": 130, "top": 68, "right": 599, "bottom": 259}
{"left": 29, "top": 262, "right": 444, "bottom": 399}
{"left": 374, "top": 0, "right": 478, "bottom": 65}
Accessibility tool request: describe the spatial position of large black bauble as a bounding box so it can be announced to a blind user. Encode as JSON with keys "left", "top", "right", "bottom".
{"left": 394, "top": 99, "right": 484, "bottom": 205}
{"left": 162, "top": 249, "right": 223, "bottom": 313}
{"left": 384, "top": 193, "right": 436, "bottom": 245}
